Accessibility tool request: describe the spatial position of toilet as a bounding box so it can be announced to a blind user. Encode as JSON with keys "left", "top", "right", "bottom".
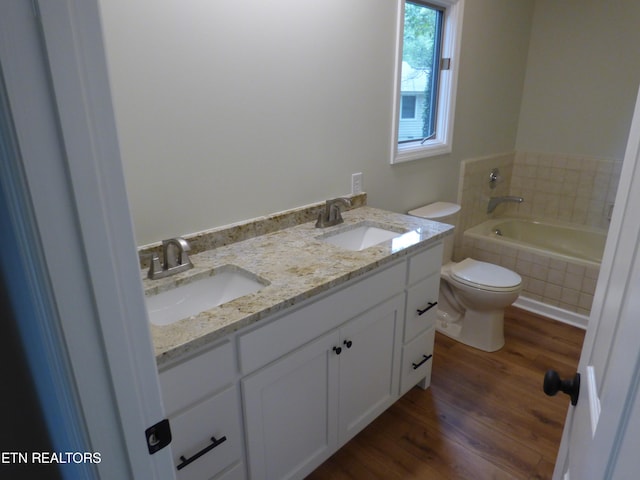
{"left": 408, "top": 202, "right": 522, "bottom": 352}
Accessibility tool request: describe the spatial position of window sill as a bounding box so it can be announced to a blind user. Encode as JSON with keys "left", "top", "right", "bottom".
{"left": 392, "top": 139, "right": 452, "bottom": 164}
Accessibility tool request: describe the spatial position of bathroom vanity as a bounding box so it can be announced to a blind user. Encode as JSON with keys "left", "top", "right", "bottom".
{"left": 146, "top": 206, "right": 452, "bottom": 480}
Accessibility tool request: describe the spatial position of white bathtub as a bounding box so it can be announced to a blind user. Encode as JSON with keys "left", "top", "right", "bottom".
{"left": 465, "top": 217, "right": 606, "bottom": 267}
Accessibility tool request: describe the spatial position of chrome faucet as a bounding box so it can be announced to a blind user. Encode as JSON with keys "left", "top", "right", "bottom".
{"left": 147, "top": 237, "right": 194, "bottom": 279}
{"left": 487, "top": 196, "right": 524, "bottom": 214}
{"left": 315, "top": 197, "right": 352, "bottom": 228}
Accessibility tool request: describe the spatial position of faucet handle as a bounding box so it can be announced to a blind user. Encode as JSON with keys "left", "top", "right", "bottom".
{"left": 147, "top": 253, "right": 163, "bottom": 279}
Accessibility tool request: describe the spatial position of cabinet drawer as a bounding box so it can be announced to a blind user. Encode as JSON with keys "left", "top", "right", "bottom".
{"left": 404, "top": 272, "right": 440, "bottom": 342}
{"left": 400, "top": 327, "right": 435, "bottom": 395}
{"left": 159, "top": 340, "right": 235, "bottom": 416}
{"left": 171, "top": 387, "right": 243, "bottom": 480}
{"left": 408, "top": 241, "right": 443, "bottom": 286}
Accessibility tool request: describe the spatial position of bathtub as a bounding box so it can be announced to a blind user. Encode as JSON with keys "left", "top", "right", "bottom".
{"left": 465, "top": 218, "right": 606, "bottom": 267}
{"left": 463, "top": 217, "right": 607, "bottom": 322}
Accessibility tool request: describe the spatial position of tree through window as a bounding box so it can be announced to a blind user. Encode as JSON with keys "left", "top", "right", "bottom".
{"left": 399, "top": 2, "right": 443, "bottom": 143}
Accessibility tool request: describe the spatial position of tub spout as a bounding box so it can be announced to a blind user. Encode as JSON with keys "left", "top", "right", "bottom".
{"left": 487, "top": 196, "right": 524, "bottom": 214}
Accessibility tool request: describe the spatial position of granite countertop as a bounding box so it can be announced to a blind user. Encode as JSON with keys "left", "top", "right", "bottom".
{"left": 145, "top": 206, "right": 453, "bottom": 366}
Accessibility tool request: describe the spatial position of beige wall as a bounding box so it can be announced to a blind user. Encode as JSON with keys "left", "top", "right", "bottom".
{"left": 99, "top": 0, "right": 534, "bottom": 246}
{"left": 516, "top": 0, "right": 640, "bottom": 159}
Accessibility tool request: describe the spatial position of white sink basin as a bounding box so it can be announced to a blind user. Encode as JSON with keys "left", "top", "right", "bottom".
{"left": 317, "top": 222, "right": 405, "bottom": 251}
{"left": 146, "top": 266, "right": 268, "bottom": 326}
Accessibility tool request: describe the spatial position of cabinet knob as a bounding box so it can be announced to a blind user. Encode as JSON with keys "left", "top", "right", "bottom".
{"left": 343, "top": 340, "right": 353, "bottom": 349}
{"left": 333, "top": 346, "right": 342, "bottom": 355}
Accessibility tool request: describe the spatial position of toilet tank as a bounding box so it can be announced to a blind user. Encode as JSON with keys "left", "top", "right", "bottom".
{"left": 408, "top": 202, "right": 460, "bottom": 263}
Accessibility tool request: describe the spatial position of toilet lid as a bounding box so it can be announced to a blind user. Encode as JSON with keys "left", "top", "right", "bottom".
{"left": 451, "top": 258, "right": 521, "bottom": 292}
{"left": 408, "top": 202, "right": 461, "bottom": 219}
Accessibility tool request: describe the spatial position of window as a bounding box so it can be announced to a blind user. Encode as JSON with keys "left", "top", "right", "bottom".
{"left": 391, "top": 0, "right": 464, "bottom": 164}
{"left": 401, "top": 95, "right": 417, "bottom": 119}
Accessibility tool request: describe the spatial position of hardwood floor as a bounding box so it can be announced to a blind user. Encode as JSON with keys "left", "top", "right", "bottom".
{"left": 306, "top": 307, "right": 585, "bottom": 480}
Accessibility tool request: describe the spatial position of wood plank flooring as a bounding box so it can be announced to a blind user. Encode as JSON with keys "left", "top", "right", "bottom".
{"left": 306, "top": 307, "right": 585, "bottom": 480}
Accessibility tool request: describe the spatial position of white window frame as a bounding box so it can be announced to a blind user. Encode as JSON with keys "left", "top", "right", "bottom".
{"left": 390, "top": 0, "right": 464, "bottom": 164}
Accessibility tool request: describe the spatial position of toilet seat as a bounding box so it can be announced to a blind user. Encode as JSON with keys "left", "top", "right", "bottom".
{"left": 450, "top": 258, "right": 521, "bottom": 292}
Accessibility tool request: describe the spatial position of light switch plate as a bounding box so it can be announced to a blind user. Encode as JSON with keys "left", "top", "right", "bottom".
{"left": 351, "top": 172, "right": 363, "bottom": 195}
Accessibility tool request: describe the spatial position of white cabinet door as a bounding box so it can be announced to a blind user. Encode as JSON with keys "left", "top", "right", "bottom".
{"left": 242, "top": 330, "right": 340, "bottom": 480}
{"left": 338, "top": 294, "right": 404, "bottom": 443}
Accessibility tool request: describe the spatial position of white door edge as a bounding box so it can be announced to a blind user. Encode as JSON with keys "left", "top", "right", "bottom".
{"left": 585, "top": 366, "right": 600, "bottom": 436}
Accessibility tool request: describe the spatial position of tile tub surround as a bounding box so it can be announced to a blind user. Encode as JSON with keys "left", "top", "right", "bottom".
{"left": 456, "top": 152, "right": 516, "bottom": 260}
{"left": 505, "top": 152, "right": 622, "bottom": 230}
{"left": 144, "top": 206, "right": 454, "bottom": 366}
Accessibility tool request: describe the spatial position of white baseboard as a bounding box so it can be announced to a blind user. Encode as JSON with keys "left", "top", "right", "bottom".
{"left": 513, "top": 296, "right": 588, "bottom": 330}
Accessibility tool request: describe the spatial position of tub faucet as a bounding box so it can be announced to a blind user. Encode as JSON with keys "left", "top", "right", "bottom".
{"left": 487, "top": 196, "right": 524, "bottom": 214}
{"left": 316, "top": 197, "right": 352, "bottom": 228}
{"left": 147, "top": 237, "right": 194, "bottom": 279}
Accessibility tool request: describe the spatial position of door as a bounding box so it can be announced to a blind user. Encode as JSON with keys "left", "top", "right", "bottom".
{"left": 551, "top": 86, "right": 640, "bottom": 479}
{"left": 0, "top": 1, "right": 175, "bottom": 478}
{"left": 338, "top": 294, "right": 403, "bottom": 443}
{"left": 242, "top": 330, "right": 340, "bottom": 480}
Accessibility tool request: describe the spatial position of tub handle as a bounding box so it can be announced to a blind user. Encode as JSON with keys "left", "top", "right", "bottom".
{"left": 417, "top": 301, "right": 438, "bottom": 316}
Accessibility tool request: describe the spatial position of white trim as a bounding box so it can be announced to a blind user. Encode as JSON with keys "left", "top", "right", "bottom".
{"left": 0, "top": 48, "right": 95, "bottom": 476}
{"left": 391, "top": 0, "right": 464, "bottom": 164}
{"left": 585, "top": 366, "right": 601, "bottom": 436}
{"left": 513, "top": 296, "right": 588, "bottom": 330}
{"left": 35, "top": 1, "right": 175, "bottom": 478}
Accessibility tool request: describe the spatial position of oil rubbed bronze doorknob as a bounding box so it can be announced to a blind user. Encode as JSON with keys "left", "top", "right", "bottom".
{"left": 543, "top": 369, "right": 580, "bottom": 406}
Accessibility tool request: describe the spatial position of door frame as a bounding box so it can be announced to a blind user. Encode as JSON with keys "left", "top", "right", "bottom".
{"left": 1, "top": 1, "right": 174, "bottom": 478}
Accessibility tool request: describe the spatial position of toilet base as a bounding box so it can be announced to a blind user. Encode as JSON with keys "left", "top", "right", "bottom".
{"left": 435, "top": 308, "right": 505, "bottom": 352}
{"left": 436, "top": 310, "right": 462, "bottom": 338}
